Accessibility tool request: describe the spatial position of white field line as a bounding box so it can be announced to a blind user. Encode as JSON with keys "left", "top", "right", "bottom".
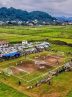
{"left": 17, "top": 68, "right": 30, "bottom": 74}
{"left": 12, "top": 64, "right": 65, "bottom": 83}
{"left": 10, "top": 57, "right": 65, "bottom": 84}
{"left": 11, "top": 66, "right": 30, "bottom": 74}
{"left": 0, "top": 57, "right": 66, "bottom": 84}
{"left": 27, "top": 72, "right": 49, "bottom": 83}
{"left": 12, "top": 74, "right": 28, "bottom": 82}
{"left": 26, "top": 64, "right": 65, "bottom": 83}
{"left": 12, "top": 71, "right": 49, "bottom": 83}
{"left": 20, "top": 73, "right": 29, "bottom": 78}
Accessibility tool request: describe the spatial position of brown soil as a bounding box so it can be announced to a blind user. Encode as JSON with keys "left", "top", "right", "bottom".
{"left": 17, "top": 63, "right": 37, "bottom": 73}
{"left": 42, "top": 92, "right": 60, "bottom": 97}
{"left": 11, "top": 55, "right": 64, "bottom": 74}
{"left": 35, "top": 55, "right": 63, "bottom": 67}
{"left": 10, "top": 62, "right": 37, "bottom": 74}
{"left": 10, "top": 67, "right": 21, "bottom": 74}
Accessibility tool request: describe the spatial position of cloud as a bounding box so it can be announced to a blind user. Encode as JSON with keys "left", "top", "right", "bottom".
{"left": 0, "top": 0, "right": 72, "bottom": 17}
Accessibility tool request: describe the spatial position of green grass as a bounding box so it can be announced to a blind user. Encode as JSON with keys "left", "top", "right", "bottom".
{"left": 50, "top": 38, "right": 72, "bottom": 44}
{"left": 0, "top": 25, "right": 72, "bottom": 43}
{"left": 0, "top": 82, "right": 29, "bottom": 97}
{"left": 30, "top": 72, "right": 72, "bottom": 97}
{"left": 0, "top": 25, "right": 72, "bottom": 97}
{"left": 51, "top": 44, "right": 72, "bottom": 53}
{"left": 66, "top": 90, "right": 72, "bottom": 97}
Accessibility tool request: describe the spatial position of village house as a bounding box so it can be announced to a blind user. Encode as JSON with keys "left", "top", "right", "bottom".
{"left": 22, "top": 40, "right": 28, "bottom": 45}
{"left": 0, "top": 40, "right": 9, "bottom": 48}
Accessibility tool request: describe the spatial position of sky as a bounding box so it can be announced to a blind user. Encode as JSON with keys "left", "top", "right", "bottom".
{"left": 0, "top": 0, "right": 72, "bottom": 17}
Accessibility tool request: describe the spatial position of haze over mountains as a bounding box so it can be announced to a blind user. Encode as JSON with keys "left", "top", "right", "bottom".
{"left": 0, "top": 7, "right": 72, "bottom": 25}
{"left": 56, "top": 17, "right": 72, "bottom": 22}
{"left": 0, "top": 7, "right": 55, "bottom": 22}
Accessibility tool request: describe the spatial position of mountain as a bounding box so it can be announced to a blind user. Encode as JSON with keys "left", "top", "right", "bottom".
{"left": 0, "top": 7, "right": 55, "bottom": 22}
{"left": 56, "top": 16, "right": 72, "bottom": 22}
